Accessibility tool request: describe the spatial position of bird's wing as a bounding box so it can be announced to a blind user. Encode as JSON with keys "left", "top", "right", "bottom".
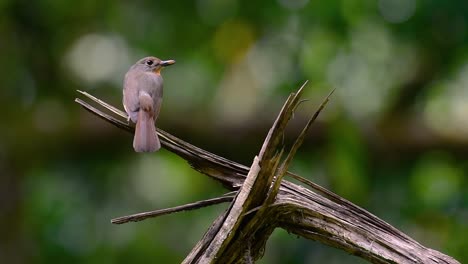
{"left": 123, "top": 71, "right": 143, "bottom": 122}
{"left": 124, "top": 71, "right": 163, "bottom": 122}
{"left": 123, "top": 72, "right": 140, "bottom": 111}
{"left": 139, "top": 72, "right": 163, "bottom": 120}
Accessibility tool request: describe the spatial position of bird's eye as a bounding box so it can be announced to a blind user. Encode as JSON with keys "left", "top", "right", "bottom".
{"left": 146, "top": 60, "right": 154, "bottom": 66}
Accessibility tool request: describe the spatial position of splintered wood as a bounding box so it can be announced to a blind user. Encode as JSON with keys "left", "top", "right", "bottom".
{"left": 76, "top": 83, "right": 459, "bottom": 264}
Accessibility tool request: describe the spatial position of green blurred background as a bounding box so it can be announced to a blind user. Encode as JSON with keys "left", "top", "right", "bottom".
{"left": 1, "top": 0, "right": 467, "bottom": 263}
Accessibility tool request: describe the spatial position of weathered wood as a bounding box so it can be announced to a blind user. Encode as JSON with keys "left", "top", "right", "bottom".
{"left": 193, "top": 156, "right": 263, "bottom": 263}
{"left": 111, "top": 193, "right": 235, "bottom": 224}
{"left": 75, "top": 85, "right": 460, "bottom": 264}
{"left": 181, "top": 83, "right": 334, "bottom": 264}
{"left": 184, "top": 81, "right": 306, "bottom": 263}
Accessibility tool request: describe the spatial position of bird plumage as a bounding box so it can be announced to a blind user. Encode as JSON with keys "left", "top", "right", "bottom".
{"left": 122, "top": 56, "right": 174, "bottom": 152}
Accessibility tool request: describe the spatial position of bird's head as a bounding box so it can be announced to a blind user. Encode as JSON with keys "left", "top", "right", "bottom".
{"left": 135, "top": 56, "right": 175, "bottom": 74}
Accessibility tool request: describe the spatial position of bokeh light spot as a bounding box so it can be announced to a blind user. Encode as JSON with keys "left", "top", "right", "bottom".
{"left": 214, "top": 62, "right": 258, "bottom": 123}
{"left": 65, "top": 33, "right": 130, "bottom": 85}
{"left": 327, "top": 21, "right": 418, "bottom": 120}
{"left": 378, "top": 0, "right": 416, "bottom": 24}
{"left": 423, "top": 63, "right": 468, "bottom": 140}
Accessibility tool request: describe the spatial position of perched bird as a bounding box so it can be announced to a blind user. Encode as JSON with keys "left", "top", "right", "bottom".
{"left": 123, "top": 56, "right": 175, "bottom": 152}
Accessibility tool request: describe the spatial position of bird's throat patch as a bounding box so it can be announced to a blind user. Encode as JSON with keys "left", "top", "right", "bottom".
{"left": 153, "top": 68, "right": 161, "bottom": 75}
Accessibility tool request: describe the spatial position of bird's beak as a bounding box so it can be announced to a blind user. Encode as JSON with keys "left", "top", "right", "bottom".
{"left": 160, "top": 60, "right": 176, "bottom": 67}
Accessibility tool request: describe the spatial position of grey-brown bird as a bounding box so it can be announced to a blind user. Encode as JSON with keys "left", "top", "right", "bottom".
{"left": 123, "top": 56, "right": 175, "bottom": 152}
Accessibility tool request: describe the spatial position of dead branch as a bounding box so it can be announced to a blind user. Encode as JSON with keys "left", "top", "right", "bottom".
{"left": 75, "top": 83, "right": 459, "bottom": 264}
{"left": 111, "top": 193, "right": 235, "bottom": 224}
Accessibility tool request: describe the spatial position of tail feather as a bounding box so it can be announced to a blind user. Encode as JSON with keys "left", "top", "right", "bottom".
{"left": 133, "top": 110, "right": 160, "bottom": 152}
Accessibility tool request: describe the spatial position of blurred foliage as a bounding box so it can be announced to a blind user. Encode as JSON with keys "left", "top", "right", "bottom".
{"left": 0, "top": 0, "right": 467, "bottom": 263}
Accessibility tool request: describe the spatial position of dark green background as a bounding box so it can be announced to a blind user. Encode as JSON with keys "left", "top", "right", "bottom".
{"left": 1, "top": 0, "right": 467, "bottom": 263}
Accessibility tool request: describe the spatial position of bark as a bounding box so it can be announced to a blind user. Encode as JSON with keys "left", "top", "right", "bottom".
{"left": 75, "top": 86, "right": 459, "bottom": 264}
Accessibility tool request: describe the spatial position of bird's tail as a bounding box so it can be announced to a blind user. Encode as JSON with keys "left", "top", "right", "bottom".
{"left": 133, "top": 94, "right": 160, "bottom": 152}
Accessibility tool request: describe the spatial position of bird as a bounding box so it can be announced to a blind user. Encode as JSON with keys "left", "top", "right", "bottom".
{"left": 123, "top": 56, "right": 175, "bottom": 152}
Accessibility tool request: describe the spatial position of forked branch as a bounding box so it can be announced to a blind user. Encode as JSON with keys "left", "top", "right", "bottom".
{"left": 75, "top": 83, "right": 459, "bottom": 264}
